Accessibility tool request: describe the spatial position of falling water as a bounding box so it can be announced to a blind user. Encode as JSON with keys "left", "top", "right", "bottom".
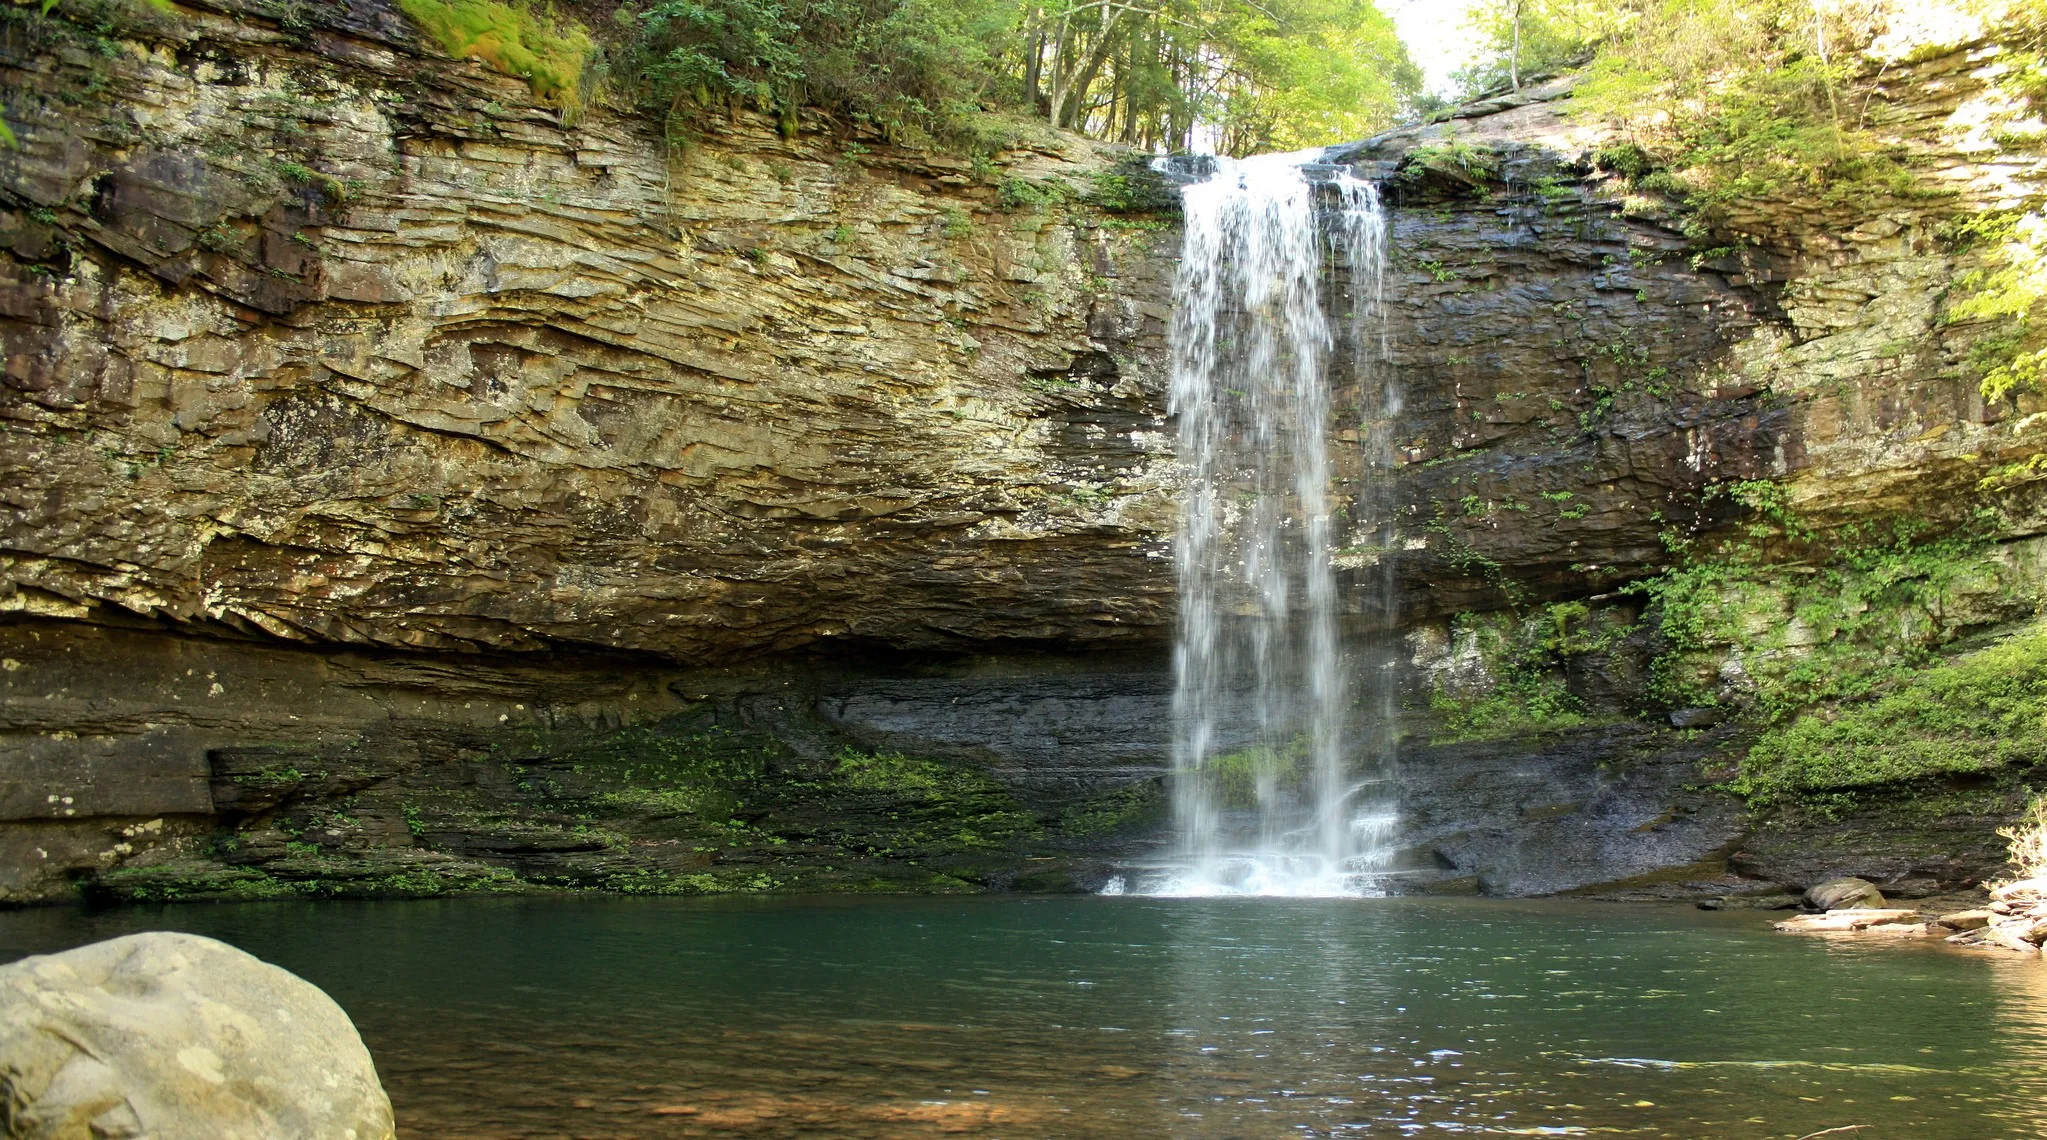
{"left": 1146, "top": 149, "right": 1396, "bottom": 897}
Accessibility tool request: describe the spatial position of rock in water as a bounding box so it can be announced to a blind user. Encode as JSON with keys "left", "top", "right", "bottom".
{"left": 1774, "top": 909, "right": 1920, "bottom": 932}
{"left": 1804, "top": 877, "right": 1886, "bottom": 911}
{"left": 0, "top": 932, "right": 394, "bottom": 1140}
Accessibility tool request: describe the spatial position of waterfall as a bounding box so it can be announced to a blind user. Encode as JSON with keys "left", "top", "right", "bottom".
{"left": 1147, "top": 149, "right": 1396, "bottom": 898}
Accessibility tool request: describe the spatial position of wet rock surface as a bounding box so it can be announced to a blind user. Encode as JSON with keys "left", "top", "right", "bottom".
{"left": 0, "top": 619, "right": 1748, "bottom": 901}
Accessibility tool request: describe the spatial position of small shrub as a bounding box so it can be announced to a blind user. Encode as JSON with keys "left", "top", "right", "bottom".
{"left": 1998, "top": 793, "right": 2047, "bottom": 884}
{"left": 1083, "top": 160, "right": 1177, "bottom": 214}
{"left": 998, "top": 177, "right": 1064, "bottom": 212}
{"left": 1593, "top": 141, "right": 1655, "bottom": 181}
{"left": 1399, "top": 139, "right": 1500, "bottom": 185}
{"left": 1426, "top": 607, "right": 1615, "bottom": 743}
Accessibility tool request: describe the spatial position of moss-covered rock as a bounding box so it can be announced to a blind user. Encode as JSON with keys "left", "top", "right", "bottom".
{"left": 80, "top": 716, "right": 1157, "bottom": 905}
{"left": 1740, "top": 621, "right": 2047, "bottom": 802}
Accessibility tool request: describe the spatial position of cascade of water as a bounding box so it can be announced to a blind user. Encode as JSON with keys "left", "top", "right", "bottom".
{"left": 1145, "top": 149, "right": 1396, "bottom": 898}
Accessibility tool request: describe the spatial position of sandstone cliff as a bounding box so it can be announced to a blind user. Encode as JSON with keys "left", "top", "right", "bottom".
{"left": 1, "top": 0, "right": 1178, "bottom": 663}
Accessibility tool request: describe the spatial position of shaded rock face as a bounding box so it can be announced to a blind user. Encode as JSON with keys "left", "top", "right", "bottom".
{"left": 0, "top": 6, "right": 2038, "bottom": 901}
{"left": 0, "top": 931, "right": 394, "bottom": 1139}
{"left": 0, "top": 619, "right": 1745, "bottom": 901}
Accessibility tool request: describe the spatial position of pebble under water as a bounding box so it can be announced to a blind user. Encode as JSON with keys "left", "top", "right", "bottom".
{"left": 2, "top": 896, "right": 2043, "bottom": 1138}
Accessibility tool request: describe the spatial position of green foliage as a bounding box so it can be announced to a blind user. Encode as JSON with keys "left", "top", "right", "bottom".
{"left": 1450, "top": 0, "right": 1610, "bottom": 94}
{"left": 835, "top": 747, "right": 940, "bottom": 792}
{"left": 1628, "top": 487, "right": 2004, "bottom": 719}
{"left": 605, "top": 869, "right": 780, "bottom": 894}
{"left": 1201, "top": 737, "right": 1310, "bottom": 809}
{"left": 389, "top": 0, "right": 1430, "bottom": 154}
{"left": 998, "top": 176, "right": 1066, "bottom": 211}
{"left": 833, "top": 748, "right": 1037, "bottom": 850}
{"left": 1737, "top": 623, "right": 2047, "bottom": 804}
{"left": 835, "top": 748, "right": 995, "bottom": 800}
{"left": 229, "top": 764, "right": 307, "bottom": 787}
{"left": 554, "top": 727, "right": 771, "bottom": 821}
{"left": 1083, "top": 159, "right": 1178, "bottom": 213}
{"left": 397, "top": 0, "right": 596, "bottom": 115}
{"left": 1057, "top": 780, "right": 1165, "bottom": 836}
{"left": 1185, "top": 0, "right": 1422, "bottom": 154}
{"left": 613, "top": 0, "right": 1017, "bottom": 145}
{"left": 1399, "top": 139, "right": 1502, "bottom": 187}
{"left": 1980, "top": 453, "right": 2047, "bottom": 495}
{"left": 1452, "top": 0, "right": 1994, "bottom": 238}
{"left": 569, "top": 727, "right": 770, "bottom": 787}
{"left": 1942, "top": 210, "right": 2047, "bottom": 402}
{"left": 1592, "top": 140, "right": 1656, "bottom": 180}
{"left": 1428, "top": 608, "right": 1604, "bottom": 742}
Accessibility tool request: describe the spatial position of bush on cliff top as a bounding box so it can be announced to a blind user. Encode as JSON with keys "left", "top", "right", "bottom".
{"left": 398, "top": 0, "right": 597, "bottom": 114}
{"left": 1738, "top": 622, "right": 2047, "bottom": 804}
{"left": 1453, "top": 0, "right": 2019, "bottom": 232}
{"left": 389, "top": 0, "right": 1416, "bottom": 153}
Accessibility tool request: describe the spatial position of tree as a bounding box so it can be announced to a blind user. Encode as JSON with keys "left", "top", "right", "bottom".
{"left": 608, "top": 0, "right": 1417, "bottom": 154}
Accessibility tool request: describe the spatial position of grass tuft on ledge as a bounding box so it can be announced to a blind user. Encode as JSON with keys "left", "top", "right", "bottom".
{"left": 398, "top": 0, "right": 595, "bottom": 114}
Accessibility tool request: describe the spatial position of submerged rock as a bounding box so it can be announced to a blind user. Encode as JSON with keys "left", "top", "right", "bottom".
{"left": 1804, "top": 877, "right": 1886, "bottom": 911}
{"left": 1697, "top": 893, "right": 1802, "bottom": 911}
{"left": 0, "top": 932, "right": 394, "bottom": 1140}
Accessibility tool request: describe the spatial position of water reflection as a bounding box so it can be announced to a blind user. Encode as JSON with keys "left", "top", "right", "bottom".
{"left": 0, "top": 897, "right": 2043, "bottom": 1138}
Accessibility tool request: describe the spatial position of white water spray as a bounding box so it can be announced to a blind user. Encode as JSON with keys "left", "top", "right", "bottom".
{"left": 1144, "top": 150, "right": 1397, "bottom": 898}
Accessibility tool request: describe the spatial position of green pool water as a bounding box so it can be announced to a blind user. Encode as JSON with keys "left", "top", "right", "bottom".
{"left": 2, "top": 896, "right": 2042, "bottom": 1138}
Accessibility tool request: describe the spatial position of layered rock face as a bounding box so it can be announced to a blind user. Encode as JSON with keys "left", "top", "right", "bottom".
{"left": 1, "top": 0, "right": 1188, "bottom": 901}
{"left": 0, "top": 0, "right": 1177, "bottom": 662}
{"left": 1, "top": 0, "right": 2040, "bottom": 902}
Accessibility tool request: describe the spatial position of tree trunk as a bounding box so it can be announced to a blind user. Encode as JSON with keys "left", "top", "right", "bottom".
{"left": 1053, "top": 9, "right": 1125, "bottom": 128}
{"left": 1047, "top": 15, "right": 1073, "bottom": 123}
{"left": 1025, "top": 20, "right": 1044, "bottom": 112}
{"left": 1510, "top": 0, "right": 1523, "bottom": 90}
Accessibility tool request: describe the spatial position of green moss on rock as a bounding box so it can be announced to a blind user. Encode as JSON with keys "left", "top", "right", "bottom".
{"left": 1740, "top": 621, "right": 2047, "bottom": 803}
{"left": 1425, "top": 606, "right": 1626, "bottom": 743}
{"left": 397, "top": 0, "right": 594, "bottom": 112}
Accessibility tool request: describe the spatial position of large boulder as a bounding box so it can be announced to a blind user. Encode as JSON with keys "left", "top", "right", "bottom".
{"left": 0, "top": 932, "right": 394, "bottom": 1140}
{"left": 1803, "top": 877, "right": 1886, "bottom": 911}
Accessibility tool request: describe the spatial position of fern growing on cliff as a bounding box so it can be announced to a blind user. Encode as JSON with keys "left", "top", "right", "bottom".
{"left": 1947, "top": 210, "right": 2047, "bottom": 403}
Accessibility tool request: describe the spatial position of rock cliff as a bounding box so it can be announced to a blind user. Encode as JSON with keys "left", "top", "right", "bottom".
{"left": 0, "top": 0, "right": 1178, "bottom": 663}
{"left": 1, "top": 0, "right": 2042, "bottom": 903}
